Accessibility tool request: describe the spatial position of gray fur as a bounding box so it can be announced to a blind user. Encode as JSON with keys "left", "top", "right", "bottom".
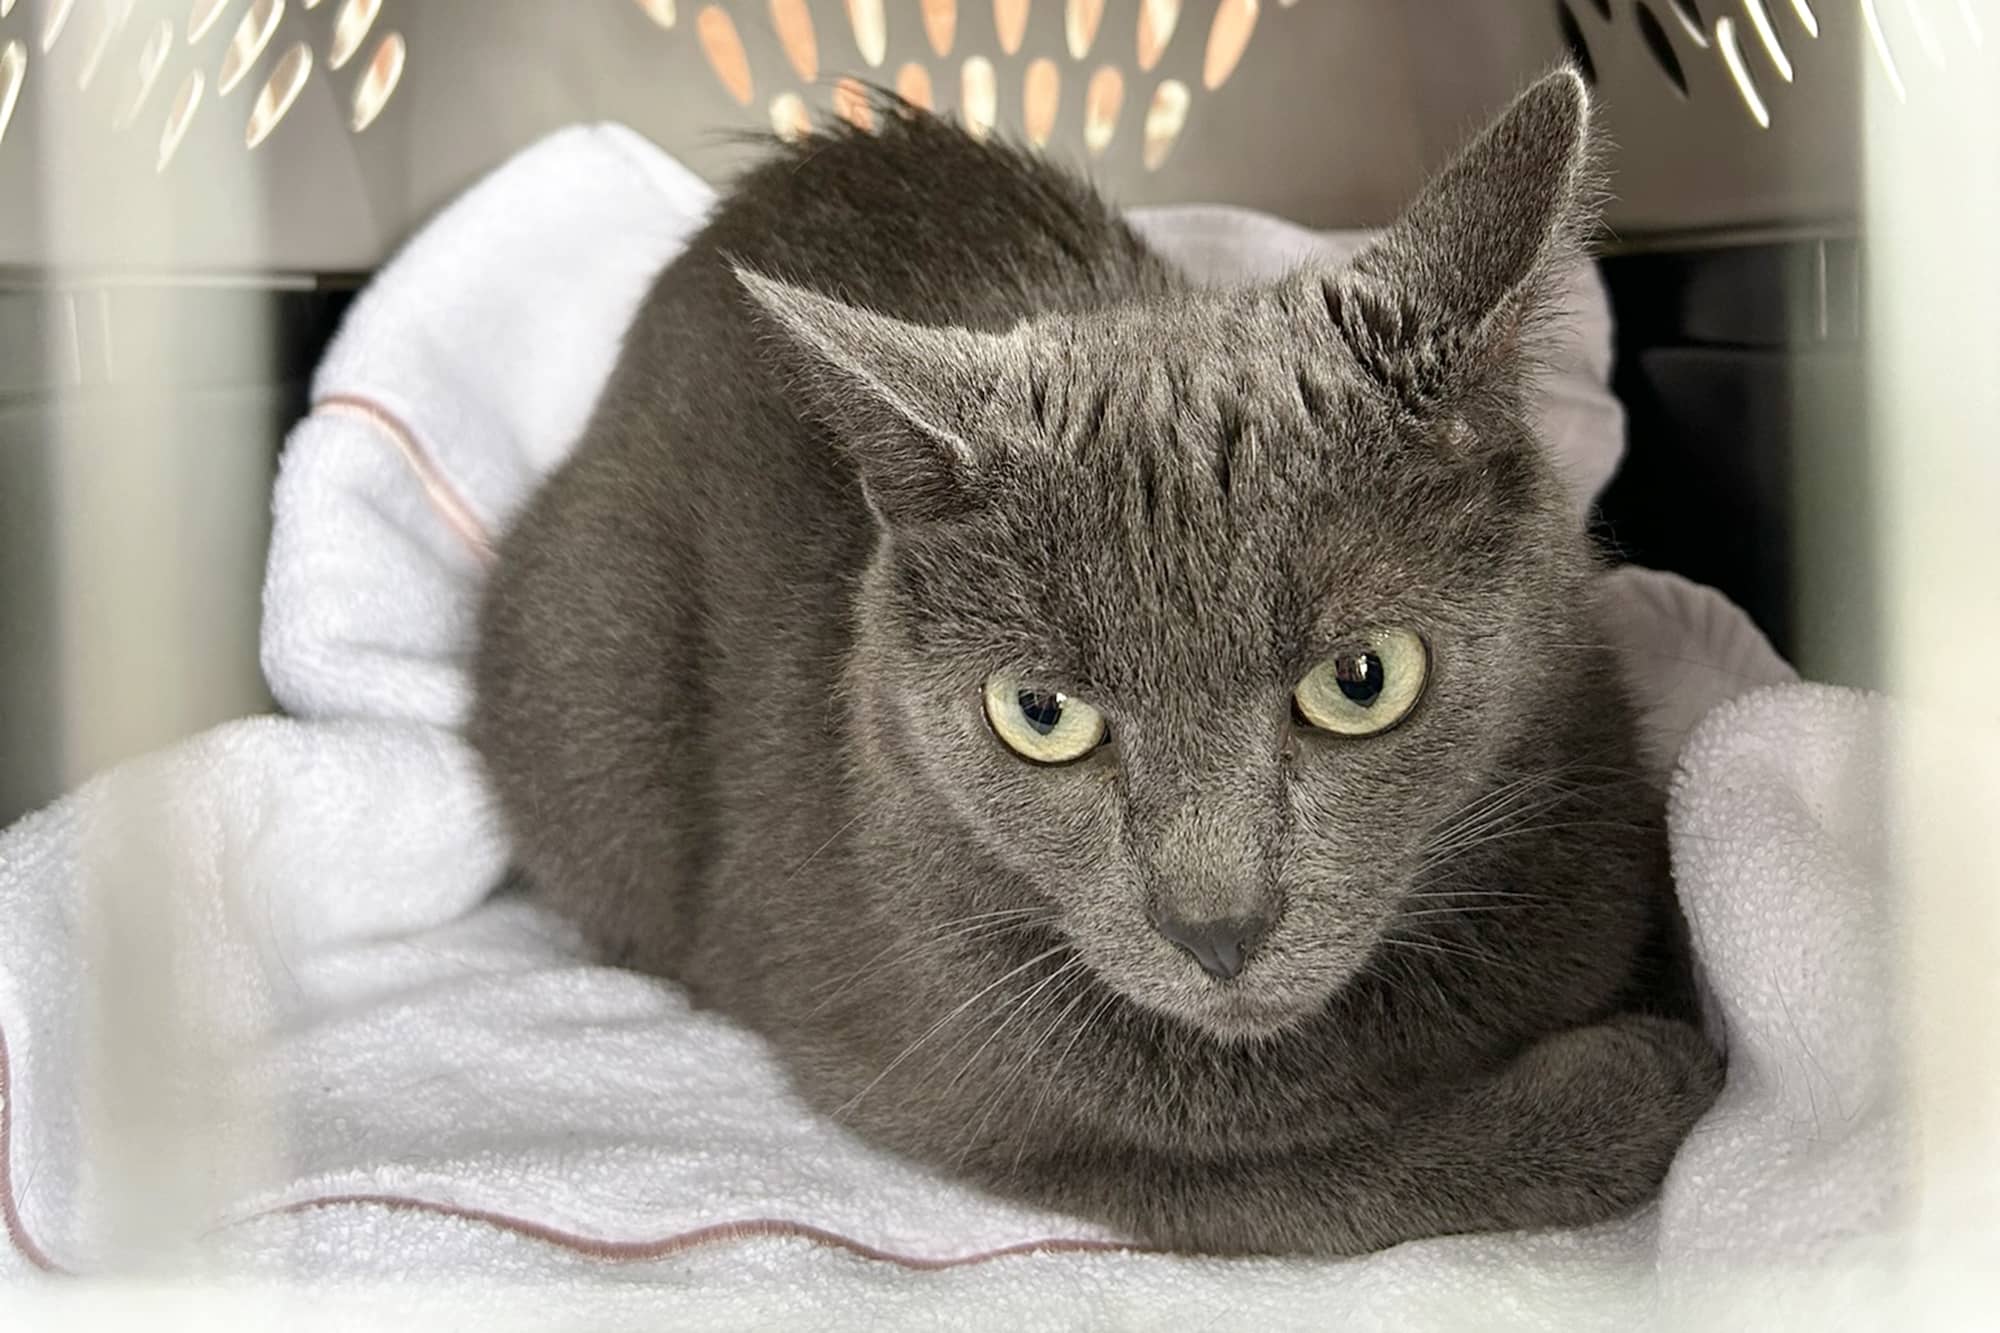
{"left": 470, "top": 69, "right": 1722, "bottom": 1255}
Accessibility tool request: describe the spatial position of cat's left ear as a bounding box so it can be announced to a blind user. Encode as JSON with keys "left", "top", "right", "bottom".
{"left": 1317, "top": 67, "right": 1601, "bottom": 404}
{"left": 734, "top": 268, "right": 1020, "bottom": 527}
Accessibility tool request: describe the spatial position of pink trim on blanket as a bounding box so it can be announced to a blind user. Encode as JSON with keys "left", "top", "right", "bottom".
{"left": 0, "top": 1018, "right": 1123, "bottom": 1275}
{"left": 267, "top": 1195, "right": 1136, "bottom": 1269}
{"left": 312, "top": 394, "right": 498, "bottom": 566}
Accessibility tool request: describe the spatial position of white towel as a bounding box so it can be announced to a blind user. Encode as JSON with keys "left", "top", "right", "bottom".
{"left": 0, "top": 124, "right": 1895, "bottom": 1328}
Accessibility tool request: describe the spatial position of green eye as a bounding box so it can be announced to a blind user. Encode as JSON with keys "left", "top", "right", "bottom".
{"left": 982, "top": 675, "right": 1108, "bottom": 765}
{"left": 1293, "top": 629, "right": 1429, "bottom": 737}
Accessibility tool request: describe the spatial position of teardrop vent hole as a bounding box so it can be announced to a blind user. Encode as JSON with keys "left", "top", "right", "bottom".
{"left": 1636, "top": 2, "right": 1691, "bottom": 96}
{"left": 1556, "top": 1, "right": 1598, "bottom": 85}
{"left": 1667, "top": 0, "right": 1712, "bottom": 47}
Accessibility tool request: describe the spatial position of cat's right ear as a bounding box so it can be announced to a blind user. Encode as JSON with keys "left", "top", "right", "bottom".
{"left": 1317, "top": 67, "right": 1602, "bottom": 411}
{"left": 734, "top": 267, "right": 1017, "bottom": 528}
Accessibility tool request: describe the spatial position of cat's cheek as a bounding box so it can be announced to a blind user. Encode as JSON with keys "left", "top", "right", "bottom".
{"left": 1264, "top": 878, "right": 1402, "bottom": 984}
{"left": 987, "top": 767, "right": 1125, "bottom": 877}
{"left": 917, "top": 718, "right": 1125, "bottom": 881}
{"left": 1056, "top": 894, "right": 1204, "bottom": 1017}
{"left": 1275, "top": 780, "right": 1444, "bottom": 949}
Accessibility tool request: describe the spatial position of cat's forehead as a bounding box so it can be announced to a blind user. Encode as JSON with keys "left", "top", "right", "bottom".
{"left": 904, "top": 292, "right": 1554, "bottom": 691}
{"left": 1021, "top": 286, "right": 1410, "bottom": 461}
{"left": 948, "top": 442, "right": 1504, "bottom": 697}
{"left": 1050, "top": 288, "right": 1306, "bottom": 381}
{"left": 1011, "top": 302, "right": 1407, "bottom": 509}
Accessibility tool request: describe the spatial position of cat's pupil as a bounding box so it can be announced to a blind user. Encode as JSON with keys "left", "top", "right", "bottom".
{"left": 1335, "top": 652, "right": 1385, "bottom": 706}
{"left": 1018, "top": 690, "right": 1065, "bottom": 736}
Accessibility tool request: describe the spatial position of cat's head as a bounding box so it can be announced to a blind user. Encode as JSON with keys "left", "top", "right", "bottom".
{"left": 739, "top": 70, "right": 1605, "bottom": 1042}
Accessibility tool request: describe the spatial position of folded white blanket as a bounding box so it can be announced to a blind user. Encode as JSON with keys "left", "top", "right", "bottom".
{"left": 0, "top": 124, "right": 1896, "bottom": 1328}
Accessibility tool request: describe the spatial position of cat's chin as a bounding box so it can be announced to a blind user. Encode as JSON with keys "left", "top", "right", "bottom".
{"left": 1170, "top": 992, "right": 1319, "bottom": 1046}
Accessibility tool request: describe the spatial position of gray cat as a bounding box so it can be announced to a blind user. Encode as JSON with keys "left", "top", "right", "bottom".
{"left": 470, "top": 69, "right": 1723, "bottom": 1255}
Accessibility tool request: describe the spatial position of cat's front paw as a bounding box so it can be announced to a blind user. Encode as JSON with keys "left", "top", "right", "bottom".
{"left": 1506, "top": 1014, "right": 1724, "bottom": 1217}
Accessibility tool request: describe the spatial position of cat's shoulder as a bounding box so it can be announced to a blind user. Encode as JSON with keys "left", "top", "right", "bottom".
{"left": 704, "top": 104, "right": 1138, "bottom": 272}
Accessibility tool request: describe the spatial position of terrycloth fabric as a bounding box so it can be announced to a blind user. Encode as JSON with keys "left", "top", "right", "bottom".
{"left": 259, "top": 124, "right": 716, "bottom": 728}
{"left": 0, "top": 124, "right": 1896, "bottom": 1327}
{"left": 1655, "top": 685, "right": 1906, "bottom": 1322}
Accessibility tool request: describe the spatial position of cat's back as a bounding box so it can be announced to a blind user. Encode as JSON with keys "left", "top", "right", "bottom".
{"left": 669, "top": 109, "right": 1171, "bottom": 336}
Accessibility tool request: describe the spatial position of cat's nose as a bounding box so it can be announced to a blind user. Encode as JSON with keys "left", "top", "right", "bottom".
{"left": 1153, "top": 911, "right": 1267, "bottom": 982}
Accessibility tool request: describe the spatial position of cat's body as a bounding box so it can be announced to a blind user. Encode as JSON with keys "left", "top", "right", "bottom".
{"left": 471, "top": 73, "right": 1721, "bottom": 1255}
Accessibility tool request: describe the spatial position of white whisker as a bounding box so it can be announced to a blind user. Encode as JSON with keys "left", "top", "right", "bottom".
{"left": 837, "top": 943, "right": 1073, "bottom": 1116}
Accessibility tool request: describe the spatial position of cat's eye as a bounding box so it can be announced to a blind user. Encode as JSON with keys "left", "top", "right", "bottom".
{"left": 1292, "top": 630, "right": 1429, "bottom": 737}
{"left": 982, "top": 675, "right": 1108, "bottom": 765}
